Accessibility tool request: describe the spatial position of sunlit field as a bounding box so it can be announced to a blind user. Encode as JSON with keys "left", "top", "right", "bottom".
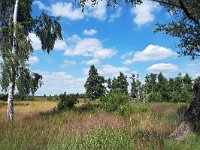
{"left": 1, "top": 100, "right": 200, "bottom": 150}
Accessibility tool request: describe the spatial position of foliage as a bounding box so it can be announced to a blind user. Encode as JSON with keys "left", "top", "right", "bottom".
{"left": 148, "top": 92, "right": 163, "bottom": 102}
{"left": 143, "top": 73, "right": 193, "bottom": 102}
{"left": 57, "top": 93, "right": 78, "bottom": 110}
{"left": 110, "top": 72, "right": 129, "bottom": 94}
{"left": 0, "top": 94, "right": 8, "bottom": 101}
{"left": 117, "top": 104, "right": 133, "bottom": 117}
{"left": 84, "top": 65, "right": 106, "bottom": 100}
{"left": 48, "top": 129, "right": 134, "bottom": 150}
{"left": 154, "top": 0, "right": 200, "bottom": 59}
{"left": 100, "top": 91, "right": 129, "bottom": 112}
{"left": 0, "top": 101, "right": 195, "bottom": 150}
{"left": 137, "top": 104, "right": 149, "bottom": 112}
{"left": 0, "top": 0, "right": 62, "bottom": 116}
{"left": 130, "top": 73, "right": 141, "bottom": 99}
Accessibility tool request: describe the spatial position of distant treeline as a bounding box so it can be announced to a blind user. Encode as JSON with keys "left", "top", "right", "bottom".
{"left": 0, "top": 65, "right": 195, "bottom": 103}
{"left": 84, "top": 65, "right": 194, "bottom": 103}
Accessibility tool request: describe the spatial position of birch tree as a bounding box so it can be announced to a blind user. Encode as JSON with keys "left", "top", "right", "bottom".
{"left": 0, "top": 0, "right": 62, "bottom": 120}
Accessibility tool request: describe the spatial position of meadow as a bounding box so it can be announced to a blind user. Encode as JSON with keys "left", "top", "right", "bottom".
{"left": 0, "top": 99, "right": 200, "bottom": 150}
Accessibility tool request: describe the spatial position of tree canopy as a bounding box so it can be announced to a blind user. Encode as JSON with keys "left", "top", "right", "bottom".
{"left": 0, "top": 0, "right": 62, "bottom": 120}
{"left": 84, "top": 65, "right": 106, "bottom": 100}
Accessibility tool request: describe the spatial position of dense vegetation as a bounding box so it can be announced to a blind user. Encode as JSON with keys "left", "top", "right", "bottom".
{"left": 84, "top": 65, "right": 193, "bottom": 103}
{"left": 1, "top": 100, "right": 200, "bottom": 150}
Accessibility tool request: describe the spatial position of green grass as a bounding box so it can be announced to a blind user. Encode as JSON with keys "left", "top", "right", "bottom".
{"left": 0, "top": 100, "right": 197, "bottom": 150}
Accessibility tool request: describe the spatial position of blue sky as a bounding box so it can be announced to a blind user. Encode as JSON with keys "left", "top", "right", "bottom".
{"left": 28, "top": 0, "right": 200, "bottom": 95}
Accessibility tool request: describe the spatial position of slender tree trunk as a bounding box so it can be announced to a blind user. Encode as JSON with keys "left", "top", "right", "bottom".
{"left": 7, "top": 82, "right": 14, "bottom": 120}
{"left": 169, "top": 78, "right": 200, "bottom": 140}
{"left": 7, "top": 0, "right": 19, "bottom": 121}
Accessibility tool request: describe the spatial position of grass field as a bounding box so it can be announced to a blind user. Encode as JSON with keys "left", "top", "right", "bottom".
{"left": 0, "top": 100, "right": 200, "bottom": 150}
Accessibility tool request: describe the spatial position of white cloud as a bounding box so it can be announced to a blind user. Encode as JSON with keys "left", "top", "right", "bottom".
{"left": 85, "top": 58, "right": 100, "bottom": 65}
{"left": 83, "top": 29, "right": 97, "bottom": 36}
{"left": 33, "top": 1, "right": 48, "bottom": 10}
{"left": 123, "top": 45, "right": 177, "bottom": 64}
{"left": 60, "top": 60, "right": 76, "bottom": 68}
{"left": 29, "top": 33, "right": 67, "bottom": 50}
{"left": 35, "top": 1, "right": 107, "bottom": 21}
{"left": 186, "top": 62, "right": 200, "bottom": 78}
{"left": 121, "top": 51, "right": 134, "bottom": 60}
{"left": 147, "top": 63, "right": 179, "bottom": 73}
{"left": 29, "top": 33, "right": 41, "bottom": 50}
{"left": 35, "top": 71, "right": 86, "bottom": 95}
{"left": 50, "top": 2, "right": 84, "bottom": 20}
{"left": 85, "top": 0, "right": 107, "bottom": 20}
{"left": 131, "top": 0, "right": 160, "bottom": 26}
{"left": 99, "top": 65, "right": 130, "bottom": 76}
{"left": 28, "top": 56, "right": 39, "bottom": 65}
{"left": 54, "top": 39, "right": 67, "bottom": 50}
{"left": 83, "top": 65, "right": 130, "bottom": 77}
{"left": 109, "top": 7, "right": 122, "bottom": 22}
{"left": 65, "top": 36, "right": 116, "bottom": 59}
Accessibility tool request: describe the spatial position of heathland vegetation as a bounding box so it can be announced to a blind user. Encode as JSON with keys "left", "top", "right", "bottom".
{"left": 0, "top": 65, "right": 199, "bottom": 149}
{"left": 0, "top": 0, "right": 199, "bottom": 149}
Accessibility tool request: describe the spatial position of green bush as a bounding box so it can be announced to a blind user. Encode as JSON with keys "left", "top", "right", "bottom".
{"left": 117, "top": 104, "right": 133, "bottom": 117}
{"left": 57, "top": 93, "right": 78, "bottom": 110}
{"left": 100, "top": 92, "right": 129, "bottom": 112}
{"left": 0, "top": 94, "right": 8, "bottom": 101}
{"left": 148, "top": 92, "right": 162, "bottom": 102}
{"left": 171, "top": 89, "right": 192, "bottom": 103}
{"left": 137, "top": 104, "right": 149, "bottom": 112}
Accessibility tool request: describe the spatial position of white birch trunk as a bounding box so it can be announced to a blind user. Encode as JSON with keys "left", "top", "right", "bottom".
{"left": 7, "top": 0, "right": 19, "bottom": 121}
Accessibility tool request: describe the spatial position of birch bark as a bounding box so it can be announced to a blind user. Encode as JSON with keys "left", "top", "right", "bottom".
{"left": 7, "top": 0, "right": 19, "bottom": 121}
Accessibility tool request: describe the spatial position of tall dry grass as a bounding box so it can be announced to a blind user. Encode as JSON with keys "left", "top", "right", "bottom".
{"left": 0, "top": 100, "right": 199, "bottom": 150}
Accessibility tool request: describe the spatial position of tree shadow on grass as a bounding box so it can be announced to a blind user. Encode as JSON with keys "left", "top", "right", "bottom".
{"left": 76, "top": 103, "right": 99, "bottom": 113}
{"left": 35, "top": 103, "right": 99, "bottom": 119}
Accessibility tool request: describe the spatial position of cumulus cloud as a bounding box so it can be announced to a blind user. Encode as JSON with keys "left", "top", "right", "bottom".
{"left": 50, "top": 2, "right": 84, "bottom": 20}
{"left": 121, "top": 51, "right": 134, "bottom": 60}
{"left": 33, "top": 1, "right": 48, "bottom": 10}
{"left": 131, "top": 0, "right": 160, "bottom": 26}
{"left": 29, "top": 33, "right": 41, "bottom": 50}
{"left": 28, "top": 56, "right": 39, "bottom": 65}
{"left": 186, "top": 62, "right": 200, "bottom": 78}
{"left": 65, "top": 35, "right": 116, "bottom": 59}
{"left": 60, "top": 60, "right": 76, "bottom": 68}
{"left": 34, "top": 1, "right": 107, "bottom": 21}
{"left": 109, "top": 7, "right": 122, "bottom": 22}
{"left": 29, "top": 33, "right": 67, "bottom": 51}
{"left": 83, "top": 64, "right": 130, "bottom": 77}
{"left": 85, "top": 58, "right": 100, "bottom": 65}
{"left": 84, "top": 0, "right": 107, "bottom": 20}
{"left": 147, "top": 63, "right": 179, "bottom": 73}
{"left": 123, "top": 45, "right": 177, "bottom": 64}
{"left": 83, "top": 29, "right": 97, "bottom": 36}
{"left": 99, "top": 65, "right": 130, "bottom": 76}
{"left": 35, "top": 71, "right": 86, "bottom": 95}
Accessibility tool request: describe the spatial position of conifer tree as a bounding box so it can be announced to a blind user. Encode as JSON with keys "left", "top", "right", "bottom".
{"left": 111, "top": 72, "right": 129, "bottom": 94}
{"left": 84, "top": 65, "right": 106, "bottom": 100}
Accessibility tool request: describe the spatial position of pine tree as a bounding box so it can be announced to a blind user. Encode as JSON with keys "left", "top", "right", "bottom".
{"left": 157, "top": 72, "right": 169, "bottom": 101}
{"left": 84, "top": 65, "right": 106, "bottom": 100}
{"left": 111, "top": 72, "right": 129, "bottom": 94}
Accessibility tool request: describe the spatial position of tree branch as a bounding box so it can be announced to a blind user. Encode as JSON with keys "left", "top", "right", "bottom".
{"left": 178, "top": 0, "right": 199, "bottom": 25}
{"left": 152, "top": 0, "right": 181, "bottom": 8}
